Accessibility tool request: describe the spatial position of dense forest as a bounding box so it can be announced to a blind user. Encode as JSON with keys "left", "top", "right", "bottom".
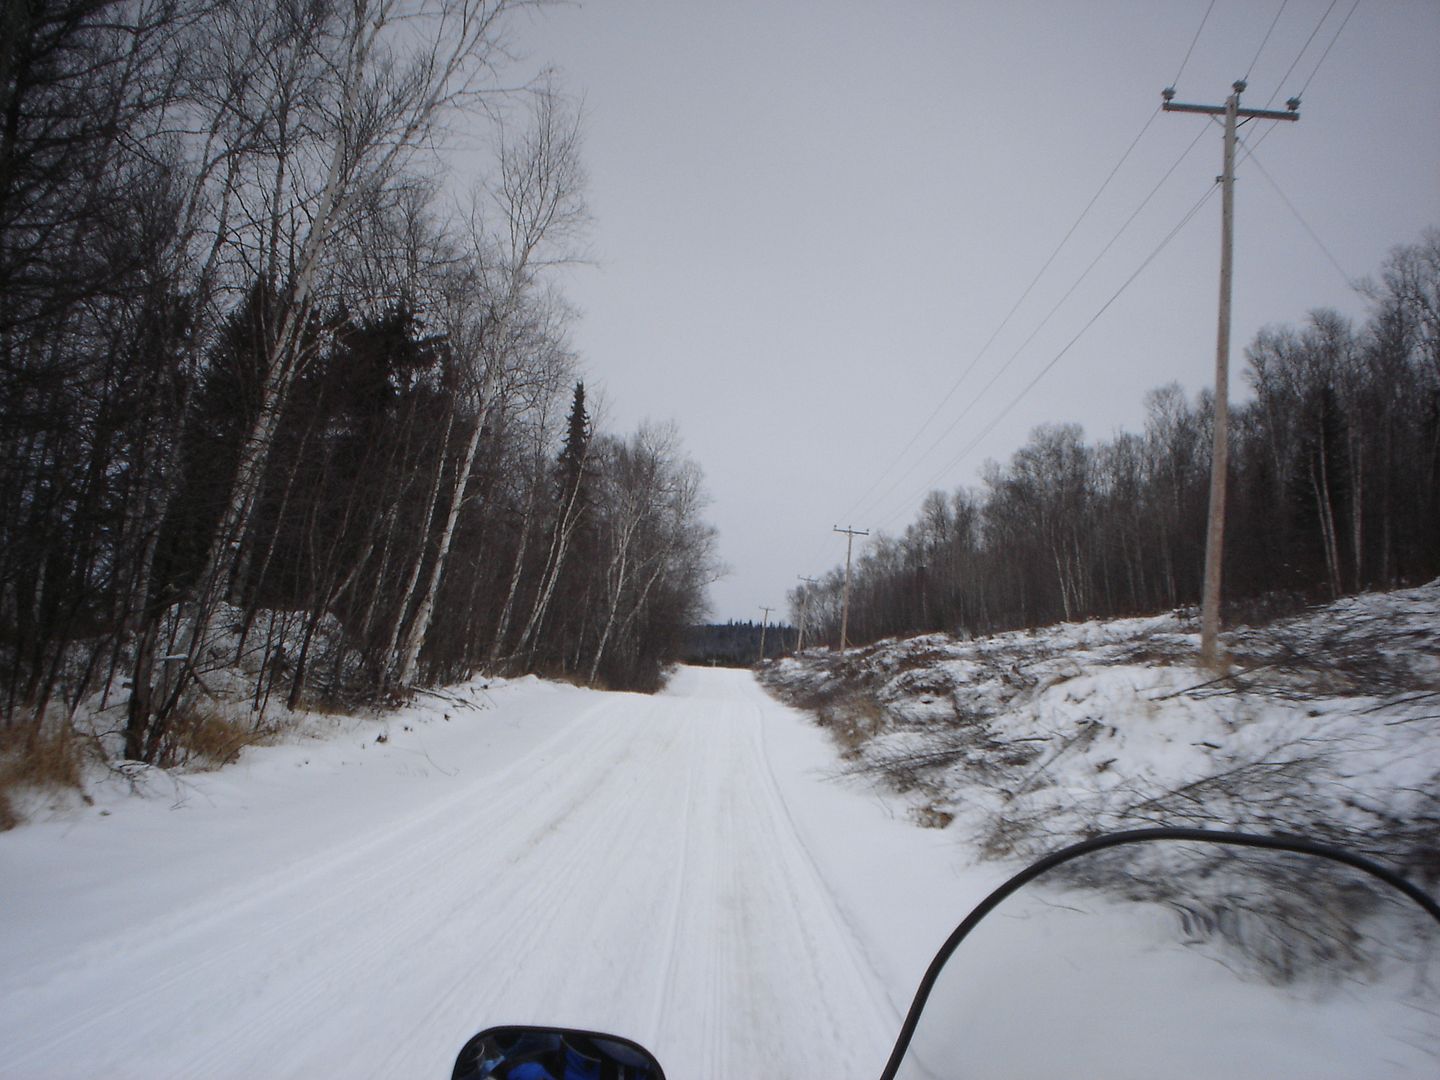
{"left": 794, "top": 232, "right": 1440, "bottom": 649}
{"left": 0, "top": 0, "right": 718, "bottom": 762}
{"left": 682, "top": 621, "right": 796, "bottom": 668}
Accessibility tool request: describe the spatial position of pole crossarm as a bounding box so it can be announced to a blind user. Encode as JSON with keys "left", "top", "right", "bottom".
{"left": 1163, "top": 101, "right": 1299, "bottom": 121}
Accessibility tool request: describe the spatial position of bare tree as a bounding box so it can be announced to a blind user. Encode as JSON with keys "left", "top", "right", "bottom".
{"left": 389, "top": 84, "right": 586, "bottom": 688}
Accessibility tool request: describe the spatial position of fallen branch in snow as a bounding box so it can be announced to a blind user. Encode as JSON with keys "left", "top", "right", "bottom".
{"left": 412, "top": 687, "right": 487, "bottom": 711}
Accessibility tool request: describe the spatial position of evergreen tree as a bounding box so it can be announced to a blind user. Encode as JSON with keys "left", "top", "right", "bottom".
{"left": 555, "top": 381, "right": 592, "bottom": 505}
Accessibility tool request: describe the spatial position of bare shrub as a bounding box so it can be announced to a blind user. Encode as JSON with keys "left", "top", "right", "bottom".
{"left": 1054, "top": 843, "right": 1431, "bottom": 987}
{"left": 1201, "top": 602, "right": 1440, "bottom": 702}
{"left": 295, "top": 692, "right": 363, "bottom": 717}
{"left": 912, "top": 803, "right": 955, "bottom": 829}
{"left": 157, "top": 703, "right": 270, "bottom": 770}
{"left": 887, "top": 647, "right": 960, "bottom": 674}
{"left": 815, "top": 691, "right": 887, "bottom": 758}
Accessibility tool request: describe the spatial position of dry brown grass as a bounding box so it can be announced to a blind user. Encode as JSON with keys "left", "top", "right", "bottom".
{"left": 815, "top": 691, "right": 888, "bottom": 758}
{"left": 0, "top": 723, "right": 90, "bottom": 831}
{"left": 295, "top": 692, "right": 359, "bottom": 717}
{"left": 912, "top": 803, "right": 955, "bottom": 829}
{"left": 159, "top": 703, "right": 269, "bottom": 770}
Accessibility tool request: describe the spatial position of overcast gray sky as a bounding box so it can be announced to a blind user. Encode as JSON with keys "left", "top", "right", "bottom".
{"left": 503, "top": 1, "right": 1440, "bottom": 624}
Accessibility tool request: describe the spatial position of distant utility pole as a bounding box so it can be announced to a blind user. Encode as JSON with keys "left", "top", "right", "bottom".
{"left": 833, "top": 526, "right": 869, "bottom": 652}
{"left": 796, "top": 576, "right": 820, "bottom": 653}
{"left": 1163, "top": 79, "right": 1298, "bottom": 668}
{"left": 758, "top": 606, "right": 773, "bottom": 663}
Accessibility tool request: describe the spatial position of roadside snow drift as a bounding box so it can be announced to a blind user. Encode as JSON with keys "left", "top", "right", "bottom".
{"left": 759, "top": 583, "right": 1440, "bottom": 880}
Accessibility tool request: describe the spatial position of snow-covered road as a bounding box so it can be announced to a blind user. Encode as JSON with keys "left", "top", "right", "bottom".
{"left": 0, "top": 667, "right": 980, "bottom": 1079}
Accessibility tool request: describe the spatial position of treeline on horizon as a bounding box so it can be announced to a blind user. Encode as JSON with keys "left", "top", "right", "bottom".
{"left": 0, "top": 0, "right": 718, "bottom": 762}
{"left": 683, "top": 621, "right": 796, "bottom": 668}
{"left": 794, "top": 231, "right": 1440, "bottom": 649}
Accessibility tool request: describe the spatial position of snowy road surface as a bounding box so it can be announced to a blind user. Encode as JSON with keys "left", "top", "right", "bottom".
{"left": 0, "top": 667, "right": 981, "bottom": 1079}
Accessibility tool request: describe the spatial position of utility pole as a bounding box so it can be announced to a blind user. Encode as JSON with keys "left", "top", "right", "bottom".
{"left": 758, "top": 606, "right": 773, "bottom": 663}
{"left": 833, "top": 526, "right": 869, "bottom": 652}
{"left": 796, "top": 576, "right": 820, "bottom": 653}
{"left": 1163, "top": 80, "right": 1298, "bottom": 668}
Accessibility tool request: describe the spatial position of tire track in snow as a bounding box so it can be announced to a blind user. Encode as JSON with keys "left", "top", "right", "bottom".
{"left": 751, "top": 702, "right": 905, "bottom": 1038}
{"left": 637, "top": 672, "right": 897, "bottom": 1080}
{"left": 644, "top": 711, "right": 696, "bottom": 1042}
{"left": 2, "top": 698, "right": 654, "bottom": 1076}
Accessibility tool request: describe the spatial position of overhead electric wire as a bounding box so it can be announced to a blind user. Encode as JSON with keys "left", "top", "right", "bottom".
{"left": 1264, "top": 0, "right": 1340, "bottom": 107}
{"left": 1240, "top": 0, "right": 1358, "bottom": 289}
{"left": 1241, "top": 140, "right": 1354, "bottom": 288}
{"left": 837, "top": 3, "right": 1235, "bottom": 538}
{"left": 1297, "top": 0, "right": 1361, "bottom": 99}
{"left": 875, "top": 183, "right": 1219, "bottom": 532}
{"left": 1171, "top": 0, "right": 1217, "bottom": 89}
{"left": 1229, "top": 1, "right": 1358, "bottom": 287}
{"left": 1245, "top": 1, "right": 1290, "bottom": 81}
{"left": 872, "top": 0, "right": 1367, "bottom": 540}
{"left": 849, "top": 122, "right": 1211, "bottom": 527}
{"left": 837, "top": 106, "right": 1164, "bottom": 525}
{"left": 803, "top": 5, "right": 1264, "bottom": 572}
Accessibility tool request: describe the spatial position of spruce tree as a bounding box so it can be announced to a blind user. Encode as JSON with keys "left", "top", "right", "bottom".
{"left": 555, "top": 381, "right": 592, "bottom": 504}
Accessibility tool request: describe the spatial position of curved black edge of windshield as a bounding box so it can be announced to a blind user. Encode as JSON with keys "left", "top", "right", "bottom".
{"left": 877, "top": 826, "right": 1440, "bottom": 1080}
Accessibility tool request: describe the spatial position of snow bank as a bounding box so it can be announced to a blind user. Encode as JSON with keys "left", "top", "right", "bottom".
{"left": 759, "top": 583, "right": 1440, "bottom": 979}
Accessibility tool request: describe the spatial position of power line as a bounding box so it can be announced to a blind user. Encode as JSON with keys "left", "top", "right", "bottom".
{"left": 1297, "top": 0, "right": 1361, "bottom": 99}
{"left": 1246, "top": 0, "right": 1290, "bottom": 81}
{"left": 876, "top": 183, "right": 1219, "bottom": 533}
{"left": 1177, "top": 0, "right": 1322, "bottom": 178}
{"left": 807, "top": 6, "right": 1293, "bottom": 571}
{"left": 875, "top": 74, "right": 1311, "bottom": 537}
{"left": 1171, "top": 0, "right": 1218, "bottom": 90}
{"left": 1231, "top": 0, "right": 1358, "bottom": 295}
{"left": 851, "top": 122, "right": 1211, "bottom": 526}
{"left": 835, "top": 5, "right": 1235, "bottom": 542}
{"left": 839, "top": 106, "right": 1163, "bottom": 525}
{"left": 1264, "top": 0, "right": 1340, "bottom": 108}
{"left": 1242, "top": 140, "right": 1354, "bottom": 288}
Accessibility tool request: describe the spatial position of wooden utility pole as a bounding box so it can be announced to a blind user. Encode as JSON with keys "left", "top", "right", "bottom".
{"left": 1163, "top": 80, "right": 1298, "bottom": 667}
{"left": 833, "top": 526, "right": 869, "bottom": 652}
{"left": 758, "top": 606, "right": 773, "bottom": 663}
{"left": 796, "top": 575, "right": 820, "bottom": 653}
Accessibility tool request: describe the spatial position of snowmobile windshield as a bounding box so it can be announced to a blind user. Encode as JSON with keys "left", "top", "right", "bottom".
{"left": 881, "top": 830, "right": 1440, "bottom": 1080}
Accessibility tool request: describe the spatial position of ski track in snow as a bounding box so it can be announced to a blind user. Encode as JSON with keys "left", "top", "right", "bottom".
{"left": 0, "top": 668, "right": 928, "bottom": 1080}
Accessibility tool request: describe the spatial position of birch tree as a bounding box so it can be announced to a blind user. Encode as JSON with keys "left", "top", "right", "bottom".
{"left": 585, "top": 423, "right": 716, "bottom": 687}
{"left": 388, "top": 85, "right": 586, "bottom": 688}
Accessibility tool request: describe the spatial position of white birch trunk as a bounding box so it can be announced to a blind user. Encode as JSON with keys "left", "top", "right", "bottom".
{"left": 380, "top": 407, "right": 456, "bottom": 683}
{"left": 488, "top": 475, "right": 540, "bottom": 666}
{"left": 393, "top": 411, "right": 485, "bottom": 686}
